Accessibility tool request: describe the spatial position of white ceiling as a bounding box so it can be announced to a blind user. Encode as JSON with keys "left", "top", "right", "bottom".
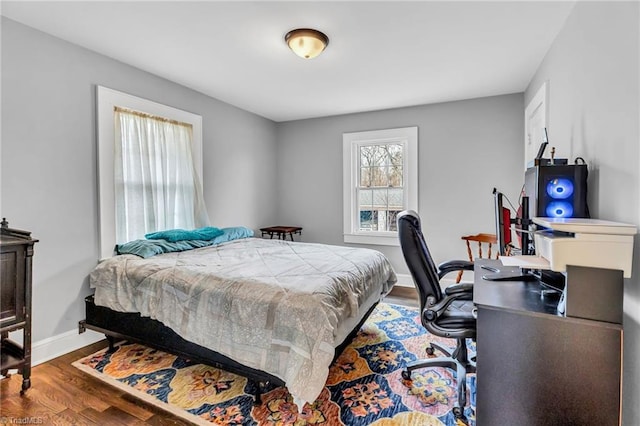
{"left": 1, "top": 1, "right": 576, "bottom": 122}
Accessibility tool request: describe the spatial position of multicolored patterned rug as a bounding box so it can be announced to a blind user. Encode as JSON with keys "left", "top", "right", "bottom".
{"left": 73, "top": 303, "right": 476, "bottom": 425}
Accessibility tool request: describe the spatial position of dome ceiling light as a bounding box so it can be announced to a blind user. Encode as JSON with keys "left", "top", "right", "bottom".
{"left": 285, "top": 28, "right": 329, "bottom": 59}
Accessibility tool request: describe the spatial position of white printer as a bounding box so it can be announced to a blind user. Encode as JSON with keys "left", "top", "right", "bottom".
{"left": 533, "top": 217, "right": 636, "bottom": 278}
{"left": 531, "top": 217, "right": 636, "bottom": 322}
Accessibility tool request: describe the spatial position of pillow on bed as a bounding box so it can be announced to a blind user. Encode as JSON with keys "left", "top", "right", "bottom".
{"left": 116, "top": 239, "right": 171, "bottom": 258}
{"left": 212, "top": 226, "right": 254, "bottom": 243}
{"left": 117, "top": 226, "right": 255, "bottom": 258}
{"left": 145, "top": 226, "right": 224, "bottom": 242}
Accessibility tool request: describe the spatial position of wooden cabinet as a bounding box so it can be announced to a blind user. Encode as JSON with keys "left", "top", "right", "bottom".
{"left": 1, "top": 218, "right": 37, "bottom": 394}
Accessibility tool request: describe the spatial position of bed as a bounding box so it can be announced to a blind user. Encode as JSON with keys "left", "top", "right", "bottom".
{"left": 81, "top": 234, "right": 396, "bottom": 407}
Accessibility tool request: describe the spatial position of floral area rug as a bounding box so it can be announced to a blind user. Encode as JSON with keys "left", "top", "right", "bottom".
{"left": 72, "top": 303, "right": 476, "bottom": 425}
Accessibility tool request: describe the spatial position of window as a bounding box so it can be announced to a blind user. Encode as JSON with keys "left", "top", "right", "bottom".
{"left": 97, "top": 86, "right": 205, "bottom": 259}
{"left": 343, "top": 127, "right": 418, "bottom": 245}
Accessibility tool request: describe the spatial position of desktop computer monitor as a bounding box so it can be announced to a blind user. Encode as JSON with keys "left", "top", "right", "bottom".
{"left": 493, "top": 189, "right": 512, "bottom": 256}
{"left": 492, "top": 188, "right": 533, "bottom": 256}
{"left": 491, "top": 189, "right": 566, "bottom": 291}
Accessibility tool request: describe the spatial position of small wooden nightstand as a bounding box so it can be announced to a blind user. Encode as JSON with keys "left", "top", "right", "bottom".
{"left": 260, "top": 226, "right": 302, "bottom": 241}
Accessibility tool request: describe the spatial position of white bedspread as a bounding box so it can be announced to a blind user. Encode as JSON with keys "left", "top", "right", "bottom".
{"left": 89, "top": 237, "right": 396, "bottom": 406}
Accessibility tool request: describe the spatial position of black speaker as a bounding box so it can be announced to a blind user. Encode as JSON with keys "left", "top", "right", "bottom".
{"left": 524, "top": 164, "right": 589, "bottom": 219}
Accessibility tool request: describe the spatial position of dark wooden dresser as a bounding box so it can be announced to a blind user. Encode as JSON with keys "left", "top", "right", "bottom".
{"left": 1, "top": 218, "right": 38, "bottom": 394}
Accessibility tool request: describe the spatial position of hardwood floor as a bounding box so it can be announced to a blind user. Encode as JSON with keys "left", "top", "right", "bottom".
{"left": 0, "top": 287, "right": 418, "bottom": 425}
{"left": 1, "top": 339, "right": 193, "bottom": 425}
{"left": 383, "top": 285, "right": 419, "bottom": 308}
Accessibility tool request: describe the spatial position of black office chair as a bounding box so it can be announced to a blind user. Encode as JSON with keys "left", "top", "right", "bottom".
{"left": 397, "top": 210, "right": 477, "bottom": 421}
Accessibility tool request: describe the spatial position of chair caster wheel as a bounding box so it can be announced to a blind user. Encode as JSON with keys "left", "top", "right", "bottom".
{"left": 452, "top": 407, "right": 468, "bottom": 424}
{"left": 401, "top": 370, "right": 411, "bottom": 381}
{"left": 426, "top": 346, "right": 435, "bottom": 355}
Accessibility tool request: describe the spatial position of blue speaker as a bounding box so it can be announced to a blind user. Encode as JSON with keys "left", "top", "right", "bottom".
{"left": 524, "top": 164, "right": 589, "bottom": 219}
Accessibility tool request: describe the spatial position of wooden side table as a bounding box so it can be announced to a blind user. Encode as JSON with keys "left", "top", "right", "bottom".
{"left": 260, "top": 226, "right": 302, "bottom": 241}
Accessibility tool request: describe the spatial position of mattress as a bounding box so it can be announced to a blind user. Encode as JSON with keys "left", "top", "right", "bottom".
{"left": 89, "top": 237, "right": 396, "bottom": 406}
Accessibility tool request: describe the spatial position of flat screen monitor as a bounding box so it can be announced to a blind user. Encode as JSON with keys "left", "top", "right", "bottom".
{"left": 493, "top": 189, "right": 512, "bottom": 256}
{"left": 485, "top": 189, "right": 539, "bottom": 282}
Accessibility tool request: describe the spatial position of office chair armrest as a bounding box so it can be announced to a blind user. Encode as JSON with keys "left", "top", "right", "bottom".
{"left": 425, "top": 290, "right": 473, "bottom": 321}
{"left": 437, "top": 260, "right": 474, "bottom": 280}
{"left": 444, "top": 282, "right": 474, "bottom": 296}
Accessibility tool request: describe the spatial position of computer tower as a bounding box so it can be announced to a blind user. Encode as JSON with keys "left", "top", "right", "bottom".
{"left": 524, "top": 164, "right": 589, "bottom": 219}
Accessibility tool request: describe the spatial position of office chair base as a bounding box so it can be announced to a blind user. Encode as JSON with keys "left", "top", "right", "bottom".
{"left": 426, "top": 341, "right": 451, "bottom": 357}
{"left": 402, "top": 340, "right": 476, "bottom": 421}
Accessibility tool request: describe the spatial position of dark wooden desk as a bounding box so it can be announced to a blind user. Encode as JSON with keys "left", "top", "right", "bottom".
{"left": 260, "top": 226, "right": 302, "bottom": 241}
{"left": 474, "top": 259, "right": 622, "bottom": 426}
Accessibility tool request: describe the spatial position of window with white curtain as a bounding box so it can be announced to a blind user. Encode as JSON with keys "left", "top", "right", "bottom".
{"left": 97, "top": 86, "right": 207, "bottom": 259}
{"left": 114, "top": 107, "right": 209, "bottom": 244}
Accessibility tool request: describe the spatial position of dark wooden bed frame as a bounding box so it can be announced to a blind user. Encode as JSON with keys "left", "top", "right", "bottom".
{"left": 79, "top": 295, "right": 378, "bottom": 404}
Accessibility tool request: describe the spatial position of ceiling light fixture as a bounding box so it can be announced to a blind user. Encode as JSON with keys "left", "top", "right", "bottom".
{"left": 285, "top": 28, "right": 329, "bottom": 59}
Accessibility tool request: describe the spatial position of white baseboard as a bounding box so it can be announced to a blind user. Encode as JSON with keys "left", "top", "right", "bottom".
{"left": 32, "top": 328, "right": 104, "bottom": 366}
{"left": 394, "top": 273, "right": 414, "bottom": 288}
{"left": 394, "top": 272, "right": 461, "bottom": 289}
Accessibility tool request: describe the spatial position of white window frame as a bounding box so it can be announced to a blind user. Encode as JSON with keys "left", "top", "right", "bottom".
{"left": 97, "top": 86, "right": 203, "bottom": 260}
{"left": 342, "top": 126, "right": 418, "bottom": 246}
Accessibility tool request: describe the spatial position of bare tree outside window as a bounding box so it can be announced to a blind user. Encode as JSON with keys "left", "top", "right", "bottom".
{"left": 358, "top": 144, "right": 404, "bottom": 231}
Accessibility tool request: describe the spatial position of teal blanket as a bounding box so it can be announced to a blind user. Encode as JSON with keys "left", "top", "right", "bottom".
{"left": 145, "top": 227, "right": 223, "bottom": 243}
{"left": 117, "top": 226, "right": 254, "bottom": 258}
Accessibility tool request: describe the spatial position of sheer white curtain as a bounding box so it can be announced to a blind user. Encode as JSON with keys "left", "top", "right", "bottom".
{"left": 114, "top": 107, "right": 210, "bottom": 244}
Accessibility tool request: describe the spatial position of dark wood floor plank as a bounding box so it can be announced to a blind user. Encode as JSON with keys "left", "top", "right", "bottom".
{"left": 144, "top": 413, "right": 195, "bottom": 426}
{"left": 11, "top": 385, "right": 69, "bottom": 414}
{"left": 35, "top": 364, "right": 111, "bottom": 412}
{"left": 15, "top": 379, "right": 87, "bottom": 416}
{"left": 384, "top": 286, "right": 419, "bottom": 307}
{"left": 79, "top": 407, "right": 127, "bottom": 425}
{"left": 113, "top": 392, "right": 197, "bottom": 425}
{"left": 0, "top": 372, "right": 22, "bottom": 401}
{"left": 41, "top": 362, "right": 123, "bottom": 411}
{"left": 48, "top": 407, "right": 98, "bottom": 425}
{"left": 103, "top": 391, "right": 159, "bottom": 421}
{"left": 0, "top": 397, "right": 56, "bottom": 421}
{"left": 102, "top": 406, "right": 150, "bottom": 425}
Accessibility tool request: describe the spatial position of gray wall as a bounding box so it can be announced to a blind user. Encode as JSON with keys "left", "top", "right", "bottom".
{"left": 525, "top": 2, "right": 639, "bottom": 424}
{"left": 275, "top": 94, "right": 524, "bottom": 275}
{"left": 0, "top": 18, "right": 278, "bottom": 342}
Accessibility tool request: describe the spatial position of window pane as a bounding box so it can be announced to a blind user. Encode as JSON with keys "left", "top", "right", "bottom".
{"left": 373, "top": 189, "right": 388, "bottom": 231}
{"left": 388, "top": 165, "right": 403, "bottom": 187}
{"left": 358, "top": 189, "right": 374, "bottom": 231}
{"left": 387, "top": 210, "right": 400, "bottom": 232}
{"left": 360, "top": 210, "right": 373, "bottom": 230}
{"left": 360, "top": 145, "right": 373, "bottom": 167}
{"left": 354, "top": 140, "right": 408, "bottom": 233}
{"left": 367, "top": 145, "right": 387, "bottom": 167}
{"left": 370, "top": 166, "right": 388, "bottom": 187}
{"left": 387, "top": 144, "right": 403, "bottom": 166}
{"left": 372, "top": 188, "right": 388, "bottom": 208}
{"left": 360, "top": 143, "right": 405, "bottom": 188}
{"left": 388, "top": 188, "right": 403, "bottom": 210}
{"left": 360, "top": 166, "right": 371, "bottom": 187}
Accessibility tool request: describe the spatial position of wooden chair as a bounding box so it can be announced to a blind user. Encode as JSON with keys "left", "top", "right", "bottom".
{"left": 456, "top": 233, "right": 499, "bottom": 283}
